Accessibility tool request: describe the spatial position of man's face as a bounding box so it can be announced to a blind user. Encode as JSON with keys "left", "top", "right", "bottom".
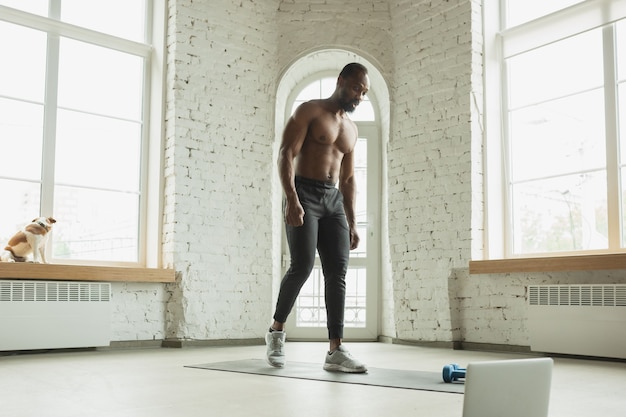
{"left": 338, "top": 71, "right": 370, "bottom": 113}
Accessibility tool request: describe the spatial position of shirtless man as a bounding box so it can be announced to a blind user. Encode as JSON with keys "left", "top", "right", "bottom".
{"left": 266, "top": 63, "right": 370, "bottom": 373}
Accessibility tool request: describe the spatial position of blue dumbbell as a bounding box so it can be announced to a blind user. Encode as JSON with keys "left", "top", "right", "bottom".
{"left": 442, "top": 363, "right": 466, "bottom": 383}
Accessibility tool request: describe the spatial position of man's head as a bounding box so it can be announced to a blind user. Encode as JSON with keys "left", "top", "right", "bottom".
{"left": 335, "top": 63, "right": 370, "bottom": 113}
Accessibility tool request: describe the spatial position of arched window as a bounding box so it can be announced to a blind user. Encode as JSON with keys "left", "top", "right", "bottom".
{"left": 283, "top": 74, "right": 381, "bottom": 341}
{"left": 291, "top": 76, "right": 376, "bottom": 121}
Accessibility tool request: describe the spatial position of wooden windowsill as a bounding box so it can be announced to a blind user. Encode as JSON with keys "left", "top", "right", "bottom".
{"left": 469, "top": 253, "right": 626, "bottom": 274}
{"left": 0, "top": 263, "right": 176, "bottom": 283}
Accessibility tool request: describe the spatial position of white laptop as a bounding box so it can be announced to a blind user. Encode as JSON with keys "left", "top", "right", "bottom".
{"left": 462, "top": 357, "right": 553, "bottom": 417}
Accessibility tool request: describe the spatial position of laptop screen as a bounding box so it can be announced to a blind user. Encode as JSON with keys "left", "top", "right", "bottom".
{"left": 462, "top": 357, "right": 553, "bottom": 417}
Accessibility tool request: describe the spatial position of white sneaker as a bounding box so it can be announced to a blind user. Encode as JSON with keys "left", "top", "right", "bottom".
{"left": 323, "top": 345, "right": 367, "bottom": 373}
{"left": 265, "top": 330, "right": 286, "bottom": 367}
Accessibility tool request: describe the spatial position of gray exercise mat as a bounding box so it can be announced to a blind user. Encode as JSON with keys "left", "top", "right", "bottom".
{"left": 186, "top": 359, "right": 464, "bottom": 394}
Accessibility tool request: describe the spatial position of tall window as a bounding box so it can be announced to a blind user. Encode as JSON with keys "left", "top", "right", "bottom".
{"left": 0, "top": 1, "right": 161, "bottom": 265}
{"left": 486, "top": 0, "right": 626, "bottom": 257}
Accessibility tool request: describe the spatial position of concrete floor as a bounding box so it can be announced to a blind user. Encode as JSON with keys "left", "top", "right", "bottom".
{"left": 0, "top": 342, "right": 624, "bottom": 417}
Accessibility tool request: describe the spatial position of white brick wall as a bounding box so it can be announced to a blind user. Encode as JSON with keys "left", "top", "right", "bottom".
{"left": 276, "top": 0, "right": 393, "bottom": 71}
{"left": 161, "top": 0, "right": 280, "bottom": 341}
{"left": 108, "top": 0, "right": 626, "bottom": 350}
{"left": 157, "top": 0, "right": 397, "bottom": 343}
{"left": 388, "top": 0, "right": 475, "bottom": 342}
{"left": 111, "top": 283, "right": 167, "bottom": 341}
{"left": 449, "top": 268, "right": 626, "bottom": 346}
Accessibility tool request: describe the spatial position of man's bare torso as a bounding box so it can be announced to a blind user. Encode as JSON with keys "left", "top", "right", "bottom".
{"left": 294, "top": 99, "right": 357, "bottom": 184}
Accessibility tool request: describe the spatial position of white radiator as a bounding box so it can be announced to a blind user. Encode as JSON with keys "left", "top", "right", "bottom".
{"left": 527, "top": 284, "right": 626, "bottom": 359}
{"left": 0, "top": 280, "right": 111, "bottom": 351}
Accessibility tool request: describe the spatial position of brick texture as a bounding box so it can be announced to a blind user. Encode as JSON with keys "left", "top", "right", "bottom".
{"left": 161, "top": 0, "right": 280, "bottom": 340}
{"left": 387, "top": 0, "right": 475, "bottom": 342}
{"left": 109, "top": 0, "right": 626, "bottom": 349}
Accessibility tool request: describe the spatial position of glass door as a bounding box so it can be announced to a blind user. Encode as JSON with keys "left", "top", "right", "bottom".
{"left": 282, "top": 75, "right": 380, "bottom": 339}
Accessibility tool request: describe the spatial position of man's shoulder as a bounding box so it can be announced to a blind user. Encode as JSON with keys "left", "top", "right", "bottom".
{"left": 299, "top": 99, "right": 343, "bottom": 117}
{"left": 298, "top": 99, "right": 325, "bottom": 109}
{"left": 293, "top": 99, "right": 326, "bottom": 119}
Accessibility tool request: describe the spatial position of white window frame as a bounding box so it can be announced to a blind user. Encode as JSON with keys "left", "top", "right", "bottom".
{"left": 282, "top": 72, "right": 382, "bottom": 341}
{"left": 0, "top": 1, "right": 166, "bottom": 268}
{"left": 483, "top": 0, "right": 626, "bottom": 259}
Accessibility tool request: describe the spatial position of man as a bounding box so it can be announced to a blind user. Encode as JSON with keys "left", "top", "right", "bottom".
{"left": 266, "top": 63, "right": 370, "bottom": 373}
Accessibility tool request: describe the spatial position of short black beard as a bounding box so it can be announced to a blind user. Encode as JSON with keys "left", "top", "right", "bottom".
{"left": 340, "top": 101, "right": 357, "bottom": 113}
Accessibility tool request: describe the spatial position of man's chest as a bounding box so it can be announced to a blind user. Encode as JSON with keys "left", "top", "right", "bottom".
{"left": 307, "top": 115, "right": 356, "bottom": 152}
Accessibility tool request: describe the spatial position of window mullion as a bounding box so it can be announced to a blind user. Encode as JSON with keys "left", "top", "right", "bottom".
{"left": 40, "top": 32, "right": 60, "bottom": 223}
{"left": 483, "top": 0, "right": 507, "bottom": 259}
{"left": 502, "top": 58, "right": 515, "bottom": 257}
{"left": 40, "top": 0, "right": 61, "bottom": 262}
{"left": 501, "top": 0, "right": 626, "bottom": 58}
{"left": 0, "top": 5, "right": 151, "bottom": 57}
{"left": 603, "top": 25, "right": 622, "bottom": 249}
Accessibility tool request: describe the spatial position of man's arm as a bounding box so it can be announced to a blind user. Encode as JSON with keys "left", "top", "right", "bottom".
{"left": 277, "top": 102, "right": 314, "bottom": 227}
{"left": 339, "top": 150, "right": 360, "bottom": 250}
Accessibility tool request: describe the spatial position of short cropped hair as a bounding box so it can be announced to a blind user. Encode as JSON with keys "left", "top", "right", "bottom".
{"left": 339, "top": 62, "right": 368, "bottom": 79}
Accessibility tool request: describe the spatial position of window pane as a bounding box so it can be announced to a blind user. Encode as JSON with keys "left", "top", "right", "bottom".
{"left": 321, "top": 77, "right": 336, "bottom": 97}
{"left": 344, "top": 267, "right": 366, "bottom": 328}
{"left": 60, "top": 0, "right": 146, "bottom": 42}
{"left": 510, "top": 89, "right": 606, "bottom": 182}
{"left": 0, "top": 98, "right": 44, "bottom": 181}
{"left": 350, "top": 225, "right": 367, "bottom": 258}
{"left": 53, "top": 186, "right": 139, "bottom": 262}
{"left": 0, "top": 180, "right": 41, "bottom": 244}
{"left": 350, "top": 99, "right": 375, "bottom": 121}
{"left": 507, "top": 29, "right": 603, "bottom": 109}
{"left": 354, "top": 138, "right": 367, "bottom": 222}
{"left": 296, "top": 268, "right": 325, "bottom": 327}
{"left": 55, "top": 109, "right": 141, "bottom": 191}
{"left": 0, "top": 22, "right": 47, "bottom": 102}
{"left": 295, "top": 82, "right": 321, "bottom": 102}
{"left": 512, "top": 171, "right": 607, "bottom": 254}
{"left": 58, "top": 38, "right": 144, "bottom": 120}
{"left": 0, "top": 0, "right": 48, "bottom": 16}
{"left": 295, "top": 266, "right": 366, "bottom": 328}
{"left": 0, "top": 0, "right": 152, "bottom": 266}
{"left": 291, "top": 101, "right": 302, "bottom": 115}
{"left": 505, "top": 0, "right": 584, "bottom": 28}
{"left": 293, "top": 78, "right": 374, "bottom": 120}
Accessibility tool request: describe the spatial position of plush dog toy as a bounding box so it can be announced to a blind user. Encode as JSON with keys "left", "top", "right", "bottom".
{"left": 1, "top": 217, "right": 56, "bottom": 263}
